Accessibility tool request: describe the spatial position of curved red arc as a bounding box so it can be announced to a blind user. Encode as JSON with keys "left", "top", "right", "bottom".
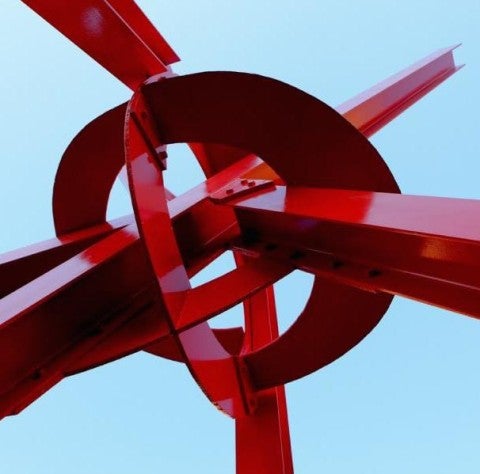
{"left": 124, "top": 87, "right": 254, "bottom": 417}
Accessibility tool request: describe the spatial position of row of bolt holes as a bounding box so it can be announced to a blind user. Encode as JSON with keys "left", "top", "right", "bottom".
{"left": 262, "top": 242, "right": 382, "bottom": 279}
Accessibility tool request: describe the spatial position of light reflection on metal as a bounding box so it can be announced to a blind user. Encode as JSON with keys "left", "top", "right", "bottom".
{"left": 0, "top": 1, "right": 467, "bottom": 472}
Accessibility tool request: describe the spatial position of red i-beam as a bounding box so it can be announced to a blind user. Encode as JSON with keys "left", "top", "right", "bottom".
{"left": 0, "top": 2, "right": 467, "bottom": 473}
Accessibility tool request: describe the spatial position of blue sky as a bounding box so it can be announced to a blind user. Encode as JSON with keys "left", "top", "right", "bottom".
{"left": 0, "top": 1, "right": 480, "bottom": 473}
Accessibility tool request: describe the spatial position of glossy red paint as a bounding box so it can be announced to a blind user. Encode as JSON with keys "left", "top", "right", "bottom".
{"left": 236, "top": 254, "right": 294, "bottom": 473}
{"left": 2, "top": 2, "right": 468, "bottom": 473}
{"left": 21, "top": 0, "right": 178, "bottom": 89}
{"left": 236, "top": 187, "right": 480, "bottom": 315}
{"left": 124, "top": 81, "right": 297, "bottom": 416}
{"left": 337, "top": 45, "right": 462, "bottom": 136}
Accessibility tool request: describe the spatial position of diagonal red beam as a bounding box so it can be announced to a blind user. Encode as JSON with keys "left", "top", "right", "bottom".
{"left": 1, "top": 289, "right": 160, "bottom": 419}
{"left": 189, "top": 47, "right": 462, "bottom": 182}
{"left": 337, "top": 45, "right": 462, "bottom": 137}
{"left": 107, "top": 0, "right": 179, "bottom": 65}
{"left": 176, "top": 258, "right": 291, "bottom": 331}
{"left": 0, "top": 216, "right": 132, "bottom": 298}
{"left": 0, "top": 224, "right": 168, "bottom": 418}
{"left": 21, "top": 0, "right": 179, "bottom": 90}
{"left": 230, "top": 186, "right": 480, "bottom": 319}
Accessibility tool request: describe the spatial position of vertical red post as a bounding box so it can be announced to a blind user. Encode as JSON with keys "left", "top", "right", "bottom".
{"left": 235, "top": 259, "right": 293, "bottom": 473}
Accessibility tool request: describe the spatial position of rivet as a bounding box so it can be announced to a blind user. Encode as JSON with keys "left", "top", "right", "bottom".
{"left": 242, "top": 228, "right": 260, "bottom": 246}
{"left": 31, "top": 369, "right": 43, "bottom": 380}
{"left": 368, "top": 268, "right": 381, "bottom": 278}
{"left": 289, "top": 250, "right": 305, "bottom": 260}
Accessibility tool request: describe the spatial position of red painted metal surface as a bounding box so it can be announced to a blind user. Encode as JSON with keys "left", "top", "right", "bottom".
{"left": 21, "top": 0, "right": 178, "bottom": 90}
{"left": 337, "top": 45, "right": 462, "bottom": 136}
{"left": 2, "top": 2, "right": 469, "bottom": 472}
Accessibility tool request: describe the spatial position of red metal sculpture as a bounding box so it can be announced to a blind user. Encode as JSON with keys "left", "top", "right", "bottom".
{"left": 0, "top": 2, "right": 468, "bottom": 473}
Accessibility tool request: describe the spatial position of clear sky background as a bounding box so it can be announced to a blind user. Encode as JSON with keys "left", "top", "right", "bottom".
{"left": 0, "top": 1, "right": 479, "bottom": 473}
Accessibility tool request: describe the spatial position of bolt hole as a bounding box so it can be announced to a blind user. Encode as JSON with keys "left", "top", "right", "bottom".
{"left": 368, "top": 268, "right": 381, "bottom": 278}
{"left": 31, "top": 369, "right": 43, "bottom": 380}
{"left": 242, "top": 228, "right": 260, "bottom": 246}
{"left": 331, "top": 259, "right": 344, "bottom": 269}
{"left": 265, "top": 243, "right": 278, "bottom": 251}
{"left": 289, "top": 250, "right": 305, "bottom": 260}
{"left": 86, "top": 326, "right": 103, "bottom": 338}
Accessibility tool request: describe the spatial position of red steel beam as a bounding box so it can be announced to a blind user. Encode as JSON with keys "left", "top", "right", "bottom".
{"left": 190, "top": 47, "right": 462, "bottom": 178}
{"left": 21, "top": 0, "right": 179, "bottom": 90}
{"left": 107, "top": 0, "right": 179, "bottom": 65}
{"left": 337, "top": 45, "right": 462, "bottom": 137}
{"left": 230, "top": 186, "right": 480, "bottom": 318}
{"left": 0, "top": 224, "right": 167, "bottom": 418}
{"left": 0, "top": 215, "right": 131, "bottom": 298}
